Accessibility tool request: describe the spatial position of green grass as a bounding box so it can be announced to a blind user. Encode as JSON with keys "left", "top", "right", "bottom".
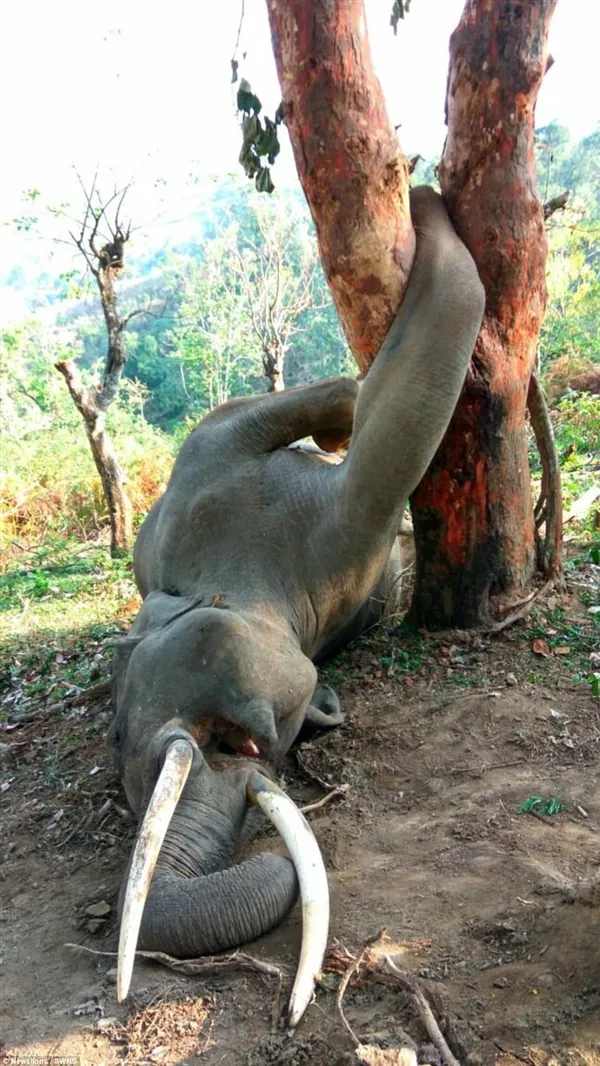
{"left": 522, "top": 603, "right": 600, "bottom": 690}
{"left": 0, "top": 537, "right": 140, "bottom": 734}
{"left": 524, "top": 604, "right": 599, "bottom": 652}
{"left": 0, "top": 538, "right": 139, "bottom": 645}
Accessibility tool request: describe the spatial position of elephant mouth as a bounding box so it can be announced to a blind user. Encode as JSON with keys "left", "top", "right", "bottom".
{"left": 189, "top": 717, "right": 265, "bottom": 760}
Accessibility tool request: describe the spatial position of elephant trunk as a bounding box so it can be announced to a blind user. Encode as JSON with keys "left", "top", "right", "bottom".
{"left": 138, "top": 853, "right": 298, "bottom": 957}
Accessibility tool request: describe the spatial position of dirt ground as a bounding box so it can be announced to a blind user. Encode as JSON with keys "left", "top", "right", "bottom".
{"left": 1, "top": 569, "right": 599, "bottom": 1066}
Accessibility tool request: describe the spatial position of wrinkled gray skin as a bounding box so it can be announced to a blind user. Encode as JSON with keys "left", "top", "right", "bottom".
{"left": 109, "top": 188, "right": 485, "bottom": 958}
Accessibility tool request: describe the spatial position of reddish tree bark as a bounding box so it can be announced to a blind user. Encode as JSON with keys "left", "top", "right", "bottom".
{"left": 266, "top": 0, "right": 560, "bottom": 629}
{"left": 265, "top": 0, "right": 415, "bottom": 369}
{"left": 409, "top": 0, "right": 559, "bottom": 627}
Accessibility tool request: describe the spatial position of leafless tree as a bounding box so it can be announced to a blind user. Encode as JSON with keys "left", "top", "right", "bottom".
{"left": 55, "top": 174, "right": 149, "bottom": 555}
{"left": 232, "top": 207, "right": 321, "bottom": 391}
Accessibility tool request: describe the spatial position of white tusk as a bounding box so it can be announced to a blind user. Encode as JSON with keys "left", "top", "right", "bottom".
{"left": 249, "top": 775, "right": 329, "bottom": 1029}
{"left": 117, "top": 738, "right": 194, "bottom": 1003}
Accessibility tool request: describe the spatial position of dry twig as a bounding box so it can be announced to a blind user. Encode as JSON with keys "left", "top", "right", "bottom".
{"left": 301, "top": 784, "right": 350, "bottom": 814}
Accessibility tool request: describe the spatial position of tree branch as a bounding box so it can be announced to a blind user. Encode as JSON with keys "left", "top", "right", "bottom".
{"left": 54, "top": 359, "right": 97, "bottom": 427}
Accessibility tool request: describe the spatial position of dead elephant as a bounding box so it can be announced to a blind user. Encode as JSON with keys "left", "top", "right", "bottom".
{"left": 109, "top": 188, "right": 485, "bottom": 1022}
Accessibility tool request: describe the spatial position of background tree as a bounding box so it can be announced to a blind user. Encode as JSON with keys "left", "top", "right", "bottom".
{"left": 232, "top": 199, "right": 321, "bottom": 391}
{"left": 173, "top": 225, "right": 263, "bottom": 410}
{"left": 266, "top": 0, "right": 560, "bottom": 629}
{"left": 56, "top": 178, "right": 147, "bottom": 555}
{"left": 538, "top": 124, "right": 600, "bottom": 379}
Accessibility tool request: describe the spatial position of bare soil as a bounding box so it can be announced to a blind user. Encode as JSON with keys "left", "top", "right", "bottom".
{"left": 1, "top": 574, "right": 599, "bottom": 1066}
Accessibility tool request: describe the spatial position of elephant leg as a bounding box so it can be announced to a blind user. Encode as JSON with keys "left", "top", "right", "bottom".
{"left": 313, "top": 546, "right": 405, "bottom": 667}
{"left": 305, "top": 684, "right": 345, "bottom": 729}
{"left": 206, "top": 376, "right": 359, "bottom": 457}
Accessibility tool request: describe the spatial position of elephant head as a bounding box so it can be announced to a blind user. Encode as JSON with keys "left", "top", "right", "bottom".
{"left": 110, "top": 591, "right": 329, "bottom": 1027}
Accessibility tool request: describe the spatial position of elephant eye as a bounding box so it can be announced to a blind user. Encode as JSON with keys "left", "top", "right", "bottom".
{"left": 162, "top": 585, "right": 181, "bottom": 597}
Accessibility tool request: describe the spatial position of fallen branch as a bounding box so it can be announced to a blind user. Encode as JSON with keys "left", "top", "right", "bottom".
{"left": 51, "top": 678, "right": 111, "bottom": 710}
{"left": 2, "top": 560, "right": 99, "bottom": 579}
{"left": 71, "top": 678, "right": 112, "bottom": 704}
{"left": 384, "top": 956, "right": 462, "bottom": 1066}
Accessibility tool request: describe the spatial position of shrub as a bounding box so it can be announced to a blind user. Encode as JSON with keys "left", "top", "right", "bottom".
{"left": 1, "top": 384, "right": 175, "bottom": 563}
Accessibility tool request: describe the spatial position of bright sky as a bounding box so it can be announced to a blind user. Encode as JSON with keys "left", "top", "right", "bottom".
{"left": 1, "top": 0, "right": 597, "bottom": 226}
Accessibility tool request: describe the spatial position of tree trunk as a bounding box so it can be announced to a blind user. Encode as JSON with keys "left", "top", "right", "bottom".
{"left": 409, "top": 0, "right": 558, "bottom": 628}
{"left": 263, "top": 341, "right": 285, "bottom": 392}
{"left": 267, "top": 0, "right": 559, "bottom": 630}
{"left": 97, "top": 266, "right": 128, "bottom": 411}
{"left": 55, "top": 360, "right": 133, "bottom": 555}
{"left": 87, "top": 418, "right": 133, "bottom": 556}
{"left": 265, "top": 0, "right": 414, "bottom": 369}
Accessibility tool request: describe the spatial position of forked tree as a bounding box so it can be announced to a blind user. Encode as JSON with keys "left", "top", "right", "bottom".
{"left": 56, "top": 178, "right": 142, "bottom": 556}
{"left": 265, "top": 0, "right": 562, "bottom": 629}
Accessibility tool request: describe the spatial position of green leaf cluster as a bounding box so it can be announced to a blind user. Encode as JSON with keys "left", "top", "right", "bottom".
{"left": 390, "top": 0, "right": 412, "bottom": 34}
{"left": 237, "top": 79, "right": 283, "bottom": 194}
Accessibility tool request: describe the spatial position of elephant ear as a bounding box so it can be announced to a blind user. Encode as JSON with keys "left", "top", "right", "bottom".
{"left": 111, "top": 590, "right": 206, "bottom": 697}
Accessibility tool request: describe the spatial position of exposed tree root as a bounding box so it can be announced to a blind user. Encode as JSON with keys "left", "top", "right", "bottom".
{"left": 487, "top": 579, "right": 554, "bottom": 634}
{"left": 295, "top": 746, "right": 340, "bottom": 792}
{"left": 419, "top": 576, "right": 554, "bottom": 638}
{"left": 527, "top": 372, "right": 563, "bottom": 581}
{"left": 66, "top": 944, "right": 286, "bottom": 1030}
{"left": 336, "top": 929, "right": 388, "bottom": 1047}
{"left": 384, "top": 956, "right": 462, "bottom": 1066}
{"left": 332, "top": 929, "right": 463, "bottom": 1065}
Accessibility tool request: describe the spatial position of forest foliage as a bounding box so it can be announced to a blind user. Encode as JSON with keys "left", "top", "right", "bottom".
{"left": 1, "top": 121, "right": 598, "bottom": 557}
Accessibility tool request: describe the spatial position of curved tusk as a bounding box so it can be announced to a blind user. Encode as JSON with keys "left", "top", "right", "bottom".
{"left": 248, "top": 773, "right": 329, "bottom": 1029}
{"left": 117, "top": 738, "right": 194, "bottom": 1003}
